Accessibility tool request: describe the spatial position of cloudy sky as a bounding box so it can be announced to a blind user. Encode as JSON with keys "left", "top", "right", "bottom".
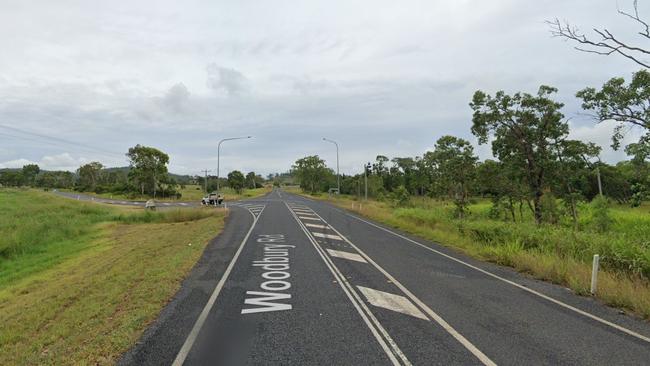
{"left": 0, "top": 0, "right": 646, "bottom": 175}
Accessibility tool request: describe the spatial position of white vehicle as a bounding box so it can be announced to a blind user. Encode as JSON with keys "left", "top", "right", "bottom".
{"left": 201, "top": 192, "right": 224, "bottom": 205}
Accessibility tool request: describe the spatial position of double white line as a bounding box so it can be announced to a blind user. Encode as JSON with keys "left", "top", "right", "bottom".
{"left": 286, "top": 202, "right": 496, "bottom": 366}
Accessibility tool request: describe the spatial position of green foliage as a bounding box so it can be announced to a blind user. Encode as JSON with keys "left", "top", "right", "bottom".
{"left": 390, "top": 185, "right": 410, "bottom": 207}
{"left": 126, "top": 144, "right": 170, "bottom": 196}
{"left": 471, "top": 85, "right": 572, "bottom": 224}
{"left": 591, "top": 195, "right": 612, "bottom": 233}
{"left": 227, "top": 170, "right": 246, "bottom": 193}
{"left": 292, "top": 155, "right": 332, "bottom": 193}
{"left": 577, "top": 70, "right": 650, "bottom": 150}
{"left": 21, "top": 164, "right": 40, "bottom": 186}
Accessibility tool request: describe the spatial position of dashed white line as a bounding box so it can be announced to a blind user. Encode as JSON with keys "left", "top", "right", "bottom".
{"left": 305, "top": 223, "right": 330, "bottom": 229}
{"left": 326, "top": 249, "right": 367, "bottom": 263}
{"left": 312, "top": 232, "right": 343, "bottom": 241}
{"left": 357, "top": 286, "right": 428, "bottom": 320}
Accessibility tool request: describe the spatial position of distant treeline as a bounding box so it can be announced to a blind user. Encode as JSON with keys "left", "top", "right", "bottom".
{"left": 0, "top": 144, "right": 265, "bottom": 198}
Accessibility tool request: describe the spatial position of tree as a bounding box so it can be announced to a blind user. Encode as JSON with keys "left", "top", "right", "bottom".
{"left": 77, "top": 162, "right": 103, "bottom": 191}
{"left": 126, "top": 145, "right": 169, "bottom": 197}
{"left": 552, "top": 140, "right": 601, "bottom": 229}
{"left": 227, "top": 170, "right": 245, "bottom": 193}
{"left": 470, "top": 85, "right": 568, "bottom": 224}
{"left": 22, "top": 164, "right": 40, "bottom": 186}
{"left": 427, "top": 136, "right": 477, "bottom": 218}
{"left": 577, "top": 70, "right": 650, "bottom": 149}
{"left": 547, "top": 1, "right": 650, "bottom": 68}
{"left": 292, "top": 155, "right": 330, "bottom": 193}
{"left": 246, "top": 171, "right": 263, "bottom": 189}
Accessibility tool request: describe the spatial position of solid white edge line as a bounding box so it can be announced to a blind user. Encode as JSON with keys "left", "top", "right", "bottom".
{"left": 172, "top": 207, "right": 260, "bottom": 366}
{"left": 286, "top": 203, "right": 408, "bottom": 366}
{"left": 309, "top": 208, "right": 497, "bottom": 366}
{"left": 345, "top": 211, "right": 650, "bottom": 344}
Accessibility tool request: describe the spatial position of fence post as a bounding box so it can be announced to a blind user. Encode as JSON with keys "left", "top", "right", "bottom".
{"left": 590, "top": 254, "right": 600, "bottom": 295}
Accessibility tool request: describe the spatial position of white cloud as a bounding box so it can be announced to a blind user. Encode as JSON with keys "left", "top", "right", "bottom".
{"left": 0, "top": 158, "right": 37, "bottom": 169}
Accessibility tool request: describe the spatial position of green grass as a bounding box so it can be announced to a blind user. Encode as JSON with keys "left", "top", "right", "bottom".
{"left": 0, "top": 188, "right": 227, "bottom": 364}
{"left": 66, "top": 184, "right": 271, "bottom": 202}
{"left": 290, "top": 188, "right": 650, "bottom": 319}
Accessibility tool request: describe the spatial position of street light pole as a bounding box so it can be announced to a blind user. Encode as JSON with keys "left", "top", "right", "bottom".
{"left": 217, "top": 136, "right": 252, "bottom": 192}
{"left": 322, "top": 138, "right": 340, "bottom": 194}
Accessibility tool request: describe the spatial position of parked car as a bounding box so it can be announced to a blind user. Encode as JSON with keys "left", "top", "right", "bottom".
{"left": 201, "top": 192, "right": 224, "bottom": 205}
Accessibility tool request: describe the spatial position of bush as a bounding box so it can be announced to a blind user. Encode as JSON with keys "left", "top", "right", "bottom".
{"left": 390, "top": 186, "right": 410, "bottom": 207}
{"left": 591, "top": 195, "right": 612, "bottom": 233}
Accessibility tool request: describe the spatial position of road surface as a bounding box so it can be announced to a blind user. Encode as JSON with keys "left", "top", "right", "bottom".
{"left": 53, "top": 190, "right": 200, "bottom": 207}
{"left": 120, "top": 189, "right": 650, "bottom": 365}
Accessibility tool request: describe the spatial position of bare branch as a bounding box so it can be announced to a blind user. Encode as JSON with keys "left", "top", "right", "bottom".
{"left": 546, "top": 2, "right": 650, "bottom": 68}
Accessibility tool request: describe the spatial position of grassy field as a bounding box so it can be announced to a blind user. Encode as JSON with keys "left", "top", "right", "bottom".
{"left": 65, "top": 184, "right": 271, "bottom": 202}
{"left": 288, "top": 188, "right": 650, "bottom": 319}
{"left": 0, "top": 189, "right": 227, "bottom": 364}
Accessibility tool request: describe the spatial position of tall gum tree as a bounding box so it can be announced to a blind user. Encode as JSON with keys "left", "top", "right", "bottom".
{"left": 470, "top": 85, "right": 568, "bottom": 224}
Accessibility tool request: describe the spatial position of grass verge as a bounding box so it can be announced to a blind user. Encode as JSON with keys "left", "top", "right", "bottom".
{"left": 0, "top": 189, "right": 227, "bottom": 364}
{"left": 64, "top": 185, "right": 272, "bottom": 202}
{"left": 288, "top": 188, "right": 650, "bottom": 320}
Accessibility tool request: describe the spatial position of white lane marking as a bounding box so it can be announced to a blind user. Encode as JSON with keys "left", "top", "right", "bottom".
{"left": 179, "top": 203, "right": 188, "bottom": 206}
{"left": 358, "top": 286, "right": 428, "bottom": 320}
{"left": 293, "top": 210, "right": 315, "bottom": 215}
{"left": 299, "top": 216, "right": 321, "bottom": 221}
{"left": 305, "top": 223, "right": 330, "bottom": 229}
{"left": 346, "top": 212, "right": 650, "bottom": 344}
{"left": 312, "top": 232, "right": 343, "bottom": 241}
{"left": 308, "top": 209, "right": 496, "bottom": 366}
{"left": 286, "top": 203, "right": 407, "bottom": 366}
{"left": 327, "top": 249, "right": 367, "bottom": 263}
{"left": 162, "top": 202, "right": 171, "bottom": 206}
{"left": 172, "top": 209, "right": 260, "bottom": 366}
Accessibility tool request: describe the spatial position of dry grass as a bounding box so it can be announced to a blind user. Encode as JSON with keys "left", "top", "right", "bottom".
{"left": 0, "top": 189, "right": 227, "bottom": 365}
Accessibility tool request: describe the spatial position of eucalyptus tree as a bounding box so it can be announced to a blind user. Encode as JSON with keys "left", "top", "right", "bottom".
{"left": 427, "top": 135, "right": 478, "bottom": 218}
{"left": 470, "top": 85, "right": 568, "bottom": 224}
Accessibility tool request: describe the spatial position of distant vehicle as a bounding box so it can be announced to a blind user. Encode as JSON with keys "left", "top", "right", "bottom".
{"left": 201, "top": 192, "right": 224, "bottom": 205}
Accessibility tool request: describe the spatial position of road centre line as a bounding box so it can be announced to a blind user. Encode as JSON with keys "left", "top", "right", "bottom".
{"left": 172, "top": 206, "right": 261, "bottom": 366}
{"left": 326, "top": 249, "right": 368, "bottom": 263}
{"left": 285, "top": 203, "right": 409, "bottom": 366}
{"left": 342, "top": 210, "right": 650, "bottom": 344}
{"left": 299, "top": 216, "right": 321, "bottom": 221}
{"left": 304, "top": 207, "right": 496, "bottom": 366}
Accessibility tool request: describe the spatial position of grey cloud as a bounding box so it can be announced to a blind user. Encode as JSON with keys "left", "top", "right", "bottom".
{"left": 206, "top": 64, "right": 250, "bottom": 96}
{"left": 160, "top": 83, "right": 191, "bottom": 113}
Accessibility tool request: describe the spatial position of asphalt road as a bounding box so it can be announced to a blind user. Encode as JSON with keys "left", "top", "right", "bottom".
{"left": 53, "top": 190, "right": 201, "bottom": 207}
{"left": 120, "top": 189, "right": 650, "bottom": 365}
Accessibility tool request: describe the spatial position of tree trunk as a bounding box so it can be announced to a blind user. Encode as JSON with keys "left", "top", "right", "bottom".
{"left": 533, "top": 189, "right": 543, "bottom": 224}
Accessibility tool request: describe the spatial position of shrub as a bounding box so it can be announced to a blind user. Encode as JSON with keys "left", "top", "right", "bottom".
{"left": 591, "top": 195, "right": 612, "bottom": 233}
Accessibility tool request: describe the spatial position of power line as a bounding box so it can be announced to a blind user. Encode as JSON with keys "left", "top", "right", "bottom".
{"left": 0, "top": 124, "right": 124, "bottom": 158}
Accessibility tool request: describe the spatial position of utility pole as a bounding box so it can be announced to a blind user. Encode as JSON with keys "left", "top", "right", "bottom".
{"left": 323, "top": 138, "right": 340, "bottom": 194}
{"left": 596, "top": 167, "right": 603, "bottom": 197}
{"left": 201, "top": 169, "right": 212, "bottom": 194}
{"left": 364, "top": 162, "right": 369, "bottom": 201}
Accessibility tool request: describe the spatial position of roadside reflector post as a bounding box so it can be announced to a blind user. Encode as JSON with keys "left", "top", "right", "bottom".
{"left": 591, "top": 254, "right": 600, "bottom": 295}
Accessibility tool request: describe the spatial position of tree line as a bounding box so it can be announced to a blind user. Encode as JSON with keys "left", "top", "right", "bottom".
{"left": 292, "top": 81, "right": 649, "bottom": 227}
{"left": 0, "top": 144, "right": 266, "bottom": 198}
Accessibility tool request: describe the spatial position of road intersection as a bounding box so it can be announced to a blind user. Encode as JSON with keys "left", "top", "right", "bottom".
{"left": 120, "top": 189, "right": 650, "bottom": 365}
